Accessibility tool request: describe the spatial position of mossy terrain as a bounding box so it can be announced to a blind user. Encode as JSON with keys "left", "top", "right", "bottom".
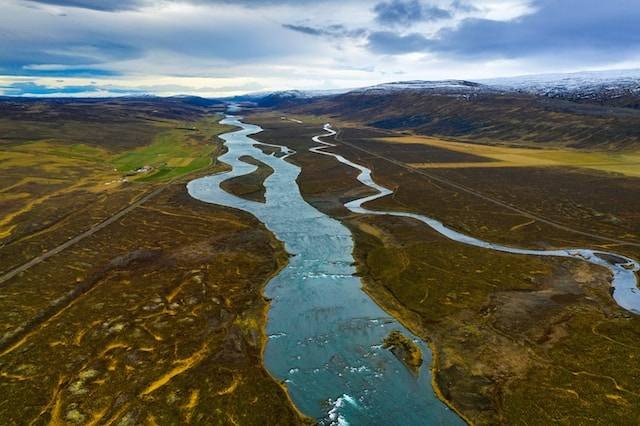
{"left": 382, "top": 330, "right": 423, "bottom": 373}
{"left": 0, "top": 104, "right": 231, "bottom": 270}
{"left": 0, "top": 101, "right": 308, "bottom": 424}
{"left": 376, "top": 134, "right": 640, "bottom": 177}
{"left": 220, "top": 156, "right": 274, "bottom": 203}
{"left": 292, "top": 90, "right": 640, "bottom": 150}
{"left": 350, "top": 216, "right": 640, "bottom": 424}
{"left": 255, "top": 144, "right": 286, "bottom": 157}
{"left": 247, "top": 112, "right": 640, "bottom": 425}
{"left": 0, "top": 185, "right": 303, "bottom": 424}
{"left": 327, "top": 126, "right": 640, "bottom": 261}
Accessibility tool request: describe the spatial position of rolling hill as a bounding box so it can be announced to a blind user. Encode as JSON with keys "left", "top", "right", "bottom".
{"left": 252, "top": 70, "right": 640, "bottom": 150}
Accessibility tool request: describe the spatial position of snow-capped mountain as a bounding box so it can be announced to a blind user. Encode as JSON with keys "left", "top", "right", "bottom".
{"left": 349, "top": 80, "right": 491, "bottom": 95}
{"left": 345, "top": 70, "right": 640, "bottom": 101}
{"left": 230, "top": 69, "right": 640, "bottom": 109}
{"left": 228, "top": 88, "right": 352, "bottom": 106}
{"left": 482, "top": 69, "right": 640, "bottom": 101}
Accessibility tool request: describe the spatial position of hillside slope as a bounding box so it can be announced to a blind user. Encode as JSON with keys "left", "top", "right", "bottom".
{"left": 290, "top": 88, "right": 640, "bottom": 150}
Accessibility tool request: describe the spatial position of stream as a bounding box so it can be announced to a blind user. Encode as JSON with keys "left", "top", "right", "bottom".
{"left": 310, "top": 124, "right": 640, "bottom": 315}
{"left": 187, "top": 116, "right": 639, "bottom": 425}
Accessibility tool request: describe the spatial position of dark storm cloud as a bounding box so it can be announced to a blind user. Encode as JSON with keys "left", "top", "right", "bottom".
{"left": 367, "top": 31, "right": 431, "bottom": 54}
{"left": 373, "top": 0, "right": 451, "bottom": 27}
{"left": 431, "top": 0, "right": 640, "bottom": 60}
{"left": 4, "top": 67, "right": 121, "bottom": 78}
{"left": 283, "top": 24, "right": 324, "bottom": 36}
{"left": 367, "top": 0, "right": 640, "bottom": 60}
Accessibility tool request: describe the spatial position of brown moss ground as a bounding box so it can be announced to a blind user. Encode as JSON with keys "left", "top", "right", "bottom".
{"left": 0, "top": 106, "right": 308, "bottom": 424}
{"left": 0, "top": 112, "right": 231, "bottom": 272}
{"left": 351, "top": 216, "right": 640, "bottom": 425}
{"left": 427, "top": 166, "right": 640, "bottom": 242}
{"left": 378, "top": 134, "right": 640, "bottom": 177}
{"left": 248, "top": 112, "right": 640, "bottom": 425}
{"left": 220, "top": 156, "right": 274, "bottom": 203}
{"left": 0, "top": 183, "right": 305, "bottom": 425}
{"left": 382, "top": 330, "right": 423, "bottom": 373}
{"left": 338, "top": 139, "right": 639, "bottom": 262}
{"left": 291, "top": 90, "right": 640, "bottom": 150}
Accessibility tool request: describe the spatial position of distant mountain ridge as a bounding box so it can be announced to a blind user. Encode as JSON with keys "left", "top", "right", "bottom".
{"left": 236, "top": 69, "right": 640, "bottom": 109}
{"left": 226, "top": 88, "right": 352, "bottom": 107}
{"left": 483, "top": 69, "right": 640, "bottom": 94}
{"left": 350, "top": 80, "right": 490, "bottom": 95}
{"left": 277, "top": 69, "right": 640, "bottom": 151}
{"left": 482, "top": 69, "right": 640, "bottom": 107}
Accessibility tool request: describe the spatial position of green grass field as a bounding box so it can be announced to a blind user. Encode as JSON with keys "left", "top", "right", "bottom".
{"left": 112, "top": 118, "right": 230, "bottom": 182}
{"left": 0, "top": 113, "right": 230, "bottom": 247}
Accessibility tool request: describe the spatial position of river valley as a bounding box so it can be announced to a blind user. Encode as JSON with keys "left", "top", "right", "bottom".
{"left": 188, "top": 116, "right": 463, "bottom": 424}
{"left": 188, "top": 115, "right": 640, "bottom": 424}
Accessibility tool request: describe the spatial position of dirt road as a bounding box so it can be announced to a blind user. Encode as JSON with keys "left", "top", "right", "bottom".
{"left": 0, "top": 186, "right": 166, "bottom": 286}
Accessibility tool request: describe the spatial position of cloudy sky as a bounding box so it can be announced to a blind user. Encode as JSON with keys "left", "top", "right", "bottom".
{"left": 1, "top": 0, "right": 639, "bottom": 96}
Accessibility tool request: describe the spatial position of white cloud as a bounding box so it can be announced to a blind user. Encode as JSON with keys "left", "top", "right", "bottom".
{"left": 1, "top": 0, "right": 637, "bottom": 96}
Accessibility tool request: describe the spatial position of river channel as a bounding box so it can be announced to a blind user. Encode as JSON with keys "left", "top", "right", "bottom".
{"left": 188, "top": 115, "right": 639, "bottom": 424}
{"left": 188, "top": 116, "right": 464, "bottom": 424}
